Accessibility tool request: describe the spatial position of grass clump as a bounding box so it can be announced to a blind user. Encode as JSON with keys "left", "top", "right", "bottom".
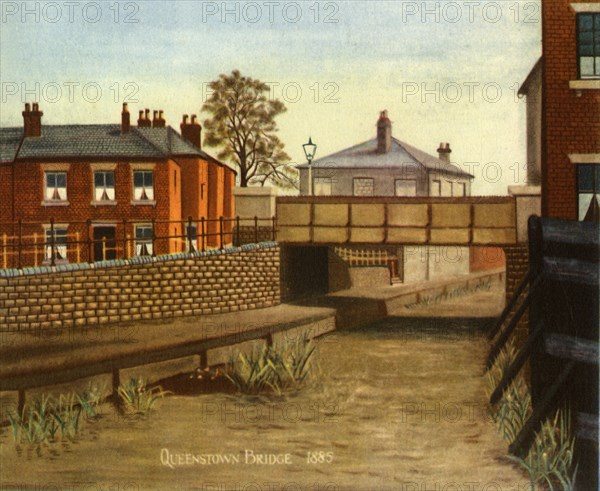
{"left": 225, "top": 334, "right": 318, "bottom": 395}
{"left": 117, "top": 377, "right": 171, "bottom": 416}
{"left": 8, "top": 393, "right": 82, "bottom": 446}
{"left": 486, "top": 341, "right": 577, "bottom": 490}
{"left": 509, "top": 409, "right": 578, "bottom": 491}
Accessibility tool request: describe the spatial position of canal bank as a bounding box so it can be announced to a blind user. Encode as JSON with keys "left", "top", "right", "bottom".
{"left": 0, "top": 268, "right": 505, "bottom": 410}
{"left": 0, "top": 276, "right": 529, "bottom": 490}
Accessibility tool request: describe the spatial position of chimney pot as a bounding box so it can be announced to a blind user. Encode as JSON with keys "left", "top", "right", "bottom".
{"left": 23, "top": 102, "right": 43, "bottom": 137}
{"left": 437, "top": 142, "right": 452, "bottom": 163}
{"left": 121, "top": 102, "right": 131, "bottom": 133}
{"left": 376, "top": 110, "right": 392, "bottom": 154}
{"left": 181, "top": 113, "right": 201, "bottom": 149}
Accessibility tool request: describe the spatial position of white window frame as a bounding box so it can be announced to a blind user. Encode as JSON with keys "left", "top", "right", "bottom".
{"left": 353, "top": 177, "right": 374, "bottom": 197}
{"left": 314, "top": 177, "right": 333, "bottom": 196}
{"left": 93, "top": 170, "right": 116, "bottom": 204}
{"left": 43, "top": 171, "right": 68, "bottom": 205}
{"left": 131, "top": 163, "right": 156, "bottom": 205}
{"left": 43, "top": 224, "right": 69, "bottom": 264}
{"left": 430, "top": 179, "right": 442, "bottom": 197}
{"left": 134, "top": 223, "right": 153, "bottom": 256}
{"left": 395, "top": 179, "right": 417, "bottom": 197}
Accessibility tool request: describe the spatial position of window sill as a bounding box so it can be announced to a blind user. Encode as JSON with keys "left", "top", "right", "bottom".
{"left": 41, "top": 200, "right": 70, "bottom": 207}
{"left": 569, "top": 80, "right": 600, "bottom": 90}
{"left": 130, "top": 200, "right": 156, "bottom": 206}
{"left": 91, "top": 200, "right": 118, "bottom": 207}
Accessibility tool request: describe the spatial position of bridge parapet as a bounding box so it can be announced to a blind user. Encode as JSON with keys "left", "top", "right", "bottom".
{"left": 276, "top": 196, "right": 519, "bottom": 246}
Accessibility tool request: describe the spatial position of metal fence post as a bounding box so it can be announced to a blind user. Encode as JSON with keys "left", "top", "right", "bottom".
{"left": 151, "top": 218, "right": 156, "bottom": 257}
{"left": 254, "top": 216, "right": 258, "bottom": 244}
{"left": 187, "top": 216, "right": 193, "bottom": 252}
{"left": 201, "top": 217, "right": 206, "bottom": 252}
{"left": 272, "top": 216, "right": 276, "bottom": 241}
{"left": 123, "top": 219, "right": 128, "bottom": 259}
{"left": 236, "top": 216, "right": 241, "bottom": 246}
{"left": 219, "top": 216, "right": 224, "bottom": 250}
{"left": 50, "top": 218, "right": 55, "bottom": 266}
{"left": 17, "top": 219, "right": 22, "bottom": 269}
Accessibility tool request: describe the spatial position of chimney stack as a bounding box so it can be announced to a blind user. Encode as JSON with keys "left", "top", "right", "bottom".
{"left": 121, "top": 103, "right": 130, "bottom": 133}
{"left": 137, "top": 108, "right": 152, "bottom": 128}
{"left": 22, "top": 102, "right": 43, "bottom": 137}
{"left": 376, "top": 110, "right": 392, "bottom": 154}
{"left": 180, "top": 113, "right": 202, "bottom": 149}
{"left": 437, "top": 142, "right": 451, "bottom": 163}
{"left": 153, "top": 109, "right": 166, "bottom": 128}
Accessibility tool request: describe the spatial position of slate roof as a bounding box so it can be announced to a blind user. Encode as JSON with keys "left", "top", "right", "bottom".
{"left": 298, "top": 137, "right": 473, "bottom": 178}
{"left": 0, "top": 124, "right": 235, "bottom": 172}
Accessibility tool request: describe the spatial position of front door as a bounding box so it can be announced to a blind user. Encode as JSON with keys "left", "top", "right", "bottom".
{"left": 93, "top": 226, "right": 116, "bottom": 262}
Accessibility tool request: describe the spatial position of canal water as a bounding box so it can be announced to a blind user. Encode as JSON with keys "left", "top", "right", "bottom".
{"left": 2, "top": 314, "right": 529, "bottom": 490}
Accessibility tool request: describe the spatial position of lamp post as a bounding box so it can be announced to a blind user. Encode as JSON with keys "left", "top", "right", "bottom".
{"left": 302, "top": 137, "right": 317, "bottom": 196}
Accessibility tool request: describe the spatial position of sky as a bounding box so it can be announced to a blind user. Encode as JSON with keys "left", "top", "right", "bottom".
{"left": 0, "top": 0, "right": 542, "bottom": 195}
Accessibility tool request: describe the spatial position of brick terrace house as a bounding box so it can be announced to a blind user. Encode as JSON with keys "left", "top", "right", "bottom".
{"left": 298, "top": 111, "right": 473, "bottom": 197}
{"left": 521, "top": 0, "right": 600, "bottom": 221}
{"left": 0, "top": 103, "right": 236, "bottom": 267}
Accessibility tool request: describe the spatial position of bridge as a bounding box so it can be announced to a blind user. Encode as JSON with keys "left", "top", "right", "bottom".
{"left": 275, "top": 196, "right": 524, "bottom": 246}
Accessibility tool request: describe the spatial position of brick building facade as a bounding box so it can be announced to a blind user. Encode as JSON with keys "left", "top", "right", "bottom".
{"left": 0, "top": 104, "right": 236, "bottom": 267}
{"left": 541, "top": 0, "right": 600, "bottom": 220}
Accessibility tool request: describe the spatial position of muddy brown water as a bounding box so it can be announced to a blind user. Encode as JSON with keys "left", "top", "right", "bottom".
{"left": 1, "top": 313, "right": 530, "bottom": 491}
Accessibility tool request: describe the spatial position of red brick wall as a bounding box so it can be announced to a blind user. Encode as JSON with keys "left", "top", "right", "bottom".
{"left": 178, "top": 156, "right": 209, "bottom": 222}
{"left": 6, "top": 159, "right": 175, "bottom": 266}
{"left": 470, "top": 247, "right": 506, "bottom": 272}
{"left": 207, "top": 163, "right": 225, "bottom": 246}
{"left": 542, "top": 0, "right": 600, "bottom": 219}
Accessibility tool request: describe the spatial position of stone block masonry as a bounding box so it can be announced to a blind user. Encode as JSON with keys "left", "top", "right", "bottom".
{"left": 0, "top": 243, "right": 280, "bottom": 332}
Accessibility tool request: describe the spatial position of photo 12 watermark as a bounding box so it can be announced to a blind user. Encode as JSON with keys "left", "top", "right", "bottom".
{"left": 400, "top": 2, "right": 540, "bottom": 24}
{"left": 1, "top": 81, "right": 141, "bottom": 104}
{"left": 200, "top": 1, "right": 340, "bottom": 24}
{"left": 1, "top": 1, "right": 140, "bottom": 24}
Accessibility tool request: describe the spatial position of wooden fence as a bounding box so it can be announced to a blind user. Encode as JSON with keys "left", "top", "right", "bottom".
{"left": 486, "top": 215, "right": 599, "bottom": 489}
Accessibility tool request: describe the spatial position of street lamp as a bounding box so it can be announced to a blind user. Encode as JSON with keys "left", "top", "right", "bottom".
{"left": 303, "top": 137, "right": 317, "bottom": 196}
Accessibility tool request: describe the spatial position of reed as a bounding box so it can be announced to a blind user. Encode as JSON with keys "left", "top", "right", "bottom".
{"left": 225, "top": 334, "right": 319, "bottom": 395}
{"left": 117, "top": 377, "right": 171, "bottom": 416}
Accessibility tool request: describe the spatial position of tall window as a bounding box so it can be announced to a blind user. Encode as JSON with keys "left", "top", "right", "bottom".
{"left": 395, "top": 179, "right": 417, "bottom": 197}
{"left": 452, "top": 182, "right": 466, "bottom": 197}
{"left": 353, "top": 178, "right": 374, "bottom": 196}
{"left": 430, "top": 179, "right": 441, "bottom": 197}
{"left": 314, "top": 177, "right": 333, "bottom": 196}
{"left": 45, "top": 172, "right": 67, "bottom": 201}
{"left": 45, "top": 226, "right": 68, "bottom": 262}
{"left": 135, "top": 224, "right": 153, "bottom": 256}
{"left": 577, "top": 13, "right": 600, "bottom": 78}
{"left": 133, "top": 170, "right": 154, "bottom": 201}
{"left": 578, "top": 165, "right": 600, "bottom": 221}
{"left": 94, "top": 171, "right": 115, "bottom": 202}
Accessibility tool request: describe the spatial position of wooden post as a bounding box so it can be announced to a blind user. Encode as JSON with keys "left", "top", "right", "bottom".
{"left": 75, "top": 231, "right": 80, "bottom": 263}
{"left": 2, "top": 233, "right": 6, "bottom": 269}
{"left": 33, "top": 232, "right": 38, "bottom": 267}
{"left": 254, "top": 216, "right": 258, "bottom": 244}
{"left": 123, "top": 219, "right": 128, "bottom": 259}
{"left": 236, "top": 216, "right": 241, "bottom": 246}
{"left": 102, "top": 236, "right": 107, "bottom": 261}
{"left": 272, "top": 216, "right": 276, "bottom": 241}
{"left": 126, "top": 235, "right": 132, "bottom": 258}
{"left": 201, "top": 217, "right": 206, "bottom": 252}
{"left": 87, "top": 219, "right": 93, "bottom": 263}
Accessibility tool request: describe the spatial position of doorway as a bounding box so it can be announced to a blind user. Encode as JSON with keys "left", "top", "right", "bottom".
{"left": 93, "top": 226, "right": 117, "bottom": 262}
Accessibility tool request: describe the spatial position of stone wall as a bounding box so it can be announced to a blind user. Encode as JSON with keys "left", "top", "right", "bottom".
{"left": 0, "top": 243, "right": 280, "bottom": 332}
